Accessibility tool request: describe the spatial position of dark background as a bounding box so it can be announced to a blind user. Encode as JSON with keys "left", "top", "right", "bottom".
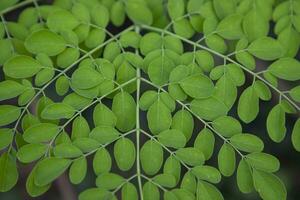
{"left": 0, "top": 0, "right": 300, "bottom": 199}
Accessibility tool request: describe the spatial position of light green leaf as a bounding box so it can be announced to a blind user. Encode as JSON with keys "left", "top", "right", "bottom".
{"left": 114, "top": 138, "right": 136, "bottom": 171}
{"left": 34, "top": 158, "right": 71, "bottom": 186}
{"left": 191, "top": 97, "right": 228, "bottom": 121}
{"left": 267, "top": 104, "right": 286, "bottom": 143}
{"left": 126, "top": 0, "right": 153, "bottom": 25}
{"left": 230, "top": 133, "right": 264, "bottom": 153}
{"left": 122, "top": 182, "right": 138, "bottom": 200}
{"left": 79, "top": 188, "right": 113, "bottom": 200}
{"left": 253, "top": 170, "right": 286, "bottom": 200}
{"left": 148, "top": 56, "right": 175, "bottom": 85}
{"left": 111, "top": 1, "right": 126, "bottom": 26}
{"left": 253, "top": 80, "right": 272, "bottom": 101}
{"left": 0, "top": 80, "right": 25, "bottom": 101}
{"left": 172, "top": 188, "right": 195, "bottom": 200}
{"left": 0, "top": 153, "right": 18, "bottom": 192}
{"left": 112, "top": 91, "right": 136, "bottom": 132}
{"left": 216, "top": 14, "right": 243, "bottom": 40}
{"left": 0, "top": 129, "right": 13, "bottom": 150}
{"left": 153, "top": 173, "right": 177, "bottom": 188}
{"left": 180, "top": 74, "right": 214, "bottom": 99}
{"left": 171, "top": 110, "right": 194, "bottom": 141}
{"left": 53, "top": 143, "right": 83, "bottom": 158}
{"left": 17, "top": 143, "right": 47, "bottom": 163}
{"left": 47, "top": 10, "right": 79, "bottom": 32}
{"left": 218, "top": 143, "right": 236, "bottom": 177}
{"left": 246, "top": 152, "right": 280, "bottom": 173}
{"left": 26, "top": 168, "right": 50, "bottom": 197}
{"left": 248, "top": 37, "right": 283, "bottom": 60}
{"left": 237, "top": 159, "right": 254, "bottom": 194}
{"left": 71, "top": 116, "right": 90, "bottom": 140}
{"left": 89, "top": 126, "right": 120, "bottom": 144}
{"left": 268, "top": 57, "right": 300, "bottom": 81}
{"left": 147, "top": 100, "right": 172, "bottom": 135}
{"left": 41, "top": 103, "right": 75, "bottom": 120}
{"left": 290, "top": 86, "right": 300, "bottom": 102}
{"left": 93, "top": 148, "right": 111, "bottom": 175}
{"left": 176, "top": 147, "right": 205, "bottom": 166}
{"left": 139, "top": 90, "right": 158, "bottom": 111}
{"left": 0, "top": 105, "right": 21, "bottom": 126}
{"left": 73, "top": 138, "right": 100, "bottom": 153}
{"left": 238, "top": 86, "right": 259, "bottom": 123}
{"left": 3, "top": 55, "right": 42, "bottom": 78}
{"left": 93, "top": 103, "right": 117, "bottom": 127}
{"left": 71, "top": 67, "right": 104, "bottom": 89}
{"left": 212, "top": 116, "right": 242, "bottom": 137}
{"left": 23, "top": 123, "right": 59, "bottom": 143}
{"left": 167, "top": 0, "right": 184, "bottom": 20}
{"left": 194, "top": 128, "right": 215, "bottom": 160}
{"left": 192, "top": 165, "right": 221, "bottom": 184}
{"left": 157, "top": 129, "right": 186, "bottom": 149}
{"left": 292, "top": 119, "right": 300, "bottom": 152}
{"left": 213, "top": 0, "right": 236, "bottom": 19}
{"left": 143, "top": 182, "right": 160, "bottom": 200}
{"left": 25, "top": 29, "right": 66, "bottom": 56}
{"left": 181, "top": 171, "right": 197, "bottom": 194}
{"left": 140, "top": 140, "right": 163, "bottom": 175}
{"left": 173, "top": 18, "right": 195, "bottom": 39}
{"left": 164, "top": 156, "right": 181, "bottom": 184}
{"left": 69, "top": 157, "right": 87, "bottom": 184}
{"left": 96, "top": 173, "right": 124, "bottom": 190}
{"left": 196, "top": 180, "right": 224, "bottom": 200}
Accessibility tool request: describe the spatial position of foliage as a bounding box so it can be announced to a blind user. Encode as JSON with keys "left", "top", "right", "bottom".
{"left": 0, "top": 0, "right": 300, "bottom": 199}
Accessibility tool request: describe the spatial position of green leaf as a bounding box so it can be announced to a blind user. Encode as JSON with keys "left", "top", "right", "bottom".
{"left": 122, "top": 182, "right": 138, "bottom": 200}
{"left": 126, "top": 0, "right": 153, "bottom": 25}
{"left": 34, "top": 158, "right": 71, "bottom": 186}
{"left": 79, "top": 188, "right": 113, "bottom": 200}
{"left": 0, "top": 105, "right": 21, "bottom": 126}
{"left": 111, "top": 1, "right": 126, "bottom": 26}
{"left": 290, "top": 86, "right": 300, "bottom": 102}
{"left": 246, "top": 152, "right": 280, "bottom": 173}
{"left": 292, "top": 119, "right": 300, "bottom": 152}
{"left": 147, "top": 100, "right": 172, "bottom": 135}
{"left": 96, "top": 172, "right": 124, "bottom": 190}
{"left": 248, "top": 37, "right": 283, "bottom": 60}
{"left": 191, "top": 97, "right": 228, "bottom": 121}
{"left": 93, "top": 103, "right": 117, "bottom": 127}
{"left": 213, "top": 0, "right": 236, "bottom": 19}
{"left": 172, "top": 188, "right": 195, "bottom": 200}
{"left": 171, "top": 110, "right": 194, "bottom": 141}
{"left": 0, "top": 153, "right": 18, "bottom": 192}
{"left": 25, "top": 29, "right": 66, "bottom": 56}
{"left": 253, "top": 80, "right": 272, "bottom": 101}
{"left": 253, "top": 170, "right": 287, "bottom": 200}
{"left": 143, "top": 182, "right": 160, "bottom": 200}
{"left": 90, "top": 126, "right": 120, "bottom": 144}
{"left": 243, "top": 10, "right": 269, "bottom": 42}
{"left": 167, "top": 0, "right": 184, "bottom": 20}
{"left": 53, "top": 143, "right": 83, "bottom": 158}
{"left": 237, "top": 159, "right": 254, "bottom": 194}
{"left": 230, "top": 133, "right": 264, "bottom": 153}
{"left": 71, "top": 67, "right": 104, "bottom": 89}
{"left": 196, "top": 180, "right": 224, "bottom": 200}
{"left": 176, "top": 147, "right": 205, "bottom": 166}
{"left": 114, "top": 138, "right": 136, "bottom": 171}
{"left": 90, "top": 5, "right": 109, "bottom": 27}
{"left": 157, "top": 129, "right": 186, "bottom": 149}
{"left": 218, "top": 143, "right": 236, "bottom": 177}
{"left": 216, "top": 14, "right": 243, "bottom": 40}
{"left": 267, "top": 104, "right": 286, "bottom": 143}
{"left": 0, "top": 129, "right": 13, "bottom": 150}
{"left": 71, "top": 116, "right": 90, "bottom": 140}
{"left": 93, "top": 148, "right": 111, "bottom": 175}
{"left": 112, "top": 91, "right": 136, "bottom": 132}
{"left": 26, "top": 168, "right": 50, "bottom": 197}
{"left": 0, "top": 80, "right": 25, "bottom": 101}
{"left": 17, "top": 143, "right": 47, "bottom": 163}
{"left": 195, "top": 50, "right": 214, "bottom": 72}
{"left": 148, "top": 56, "right": 175, "bottom": 85}
{"left": 192, "top": 166, "right": 221, "bottom": 184}
{"left": 73, "top": 138, "right": 100, "bottom": 153}
{"left": 181, "top": 171, "right": 197, "bottom": 194}
{"left": 238, "top": 87, "right": 259, "bottom": 123}
{"left": 3, "top": 55, "right": 42, "bottom": 78}
{"left": 173, "top": 19, "right": 195, "bottom": 39}
{"left": 47, "top": 10, "right": 80, "bottom": 32}
{"left": 41, "top": 103, "right": 75, "bottom": 120}
{"left": 69, "top": 157, "right": 87, "bottom": 184}
{"left": 139, "top": 90, "right": 158, "bottom": 111}
{"left": 153, "top": 173, "right": 177, "bottom": 188}
{"left": 268, "top": 57, "right": 300, "bottom": 81}
{"left": 164, "top": 156, "right": 181, "bottom": 184}
{"left": 194, "top": 128, "right": 215, "bottom": 160}
{"left": 180, "top": 74, "right": 214, "bottom": 99}
{"left": 23, "top": 123, "right": 59, "bottom": 143}
{"left": 140, "top": 140, "right": 163, "bottom": 175}
{"left": 212, "top": 116, "right": 242, "bottom": 137}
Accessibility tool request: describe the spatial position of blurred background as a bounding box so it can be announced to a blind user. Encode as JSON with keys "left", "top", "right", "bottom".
{"left": 0, "top": 0, "right": 300, "bottom": 199}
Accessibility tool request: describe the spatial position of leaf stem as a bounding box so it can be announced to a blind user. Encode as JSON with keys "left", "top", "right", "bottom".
{"left": 0, "top": 0, "right": 42, "bottom": 15}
